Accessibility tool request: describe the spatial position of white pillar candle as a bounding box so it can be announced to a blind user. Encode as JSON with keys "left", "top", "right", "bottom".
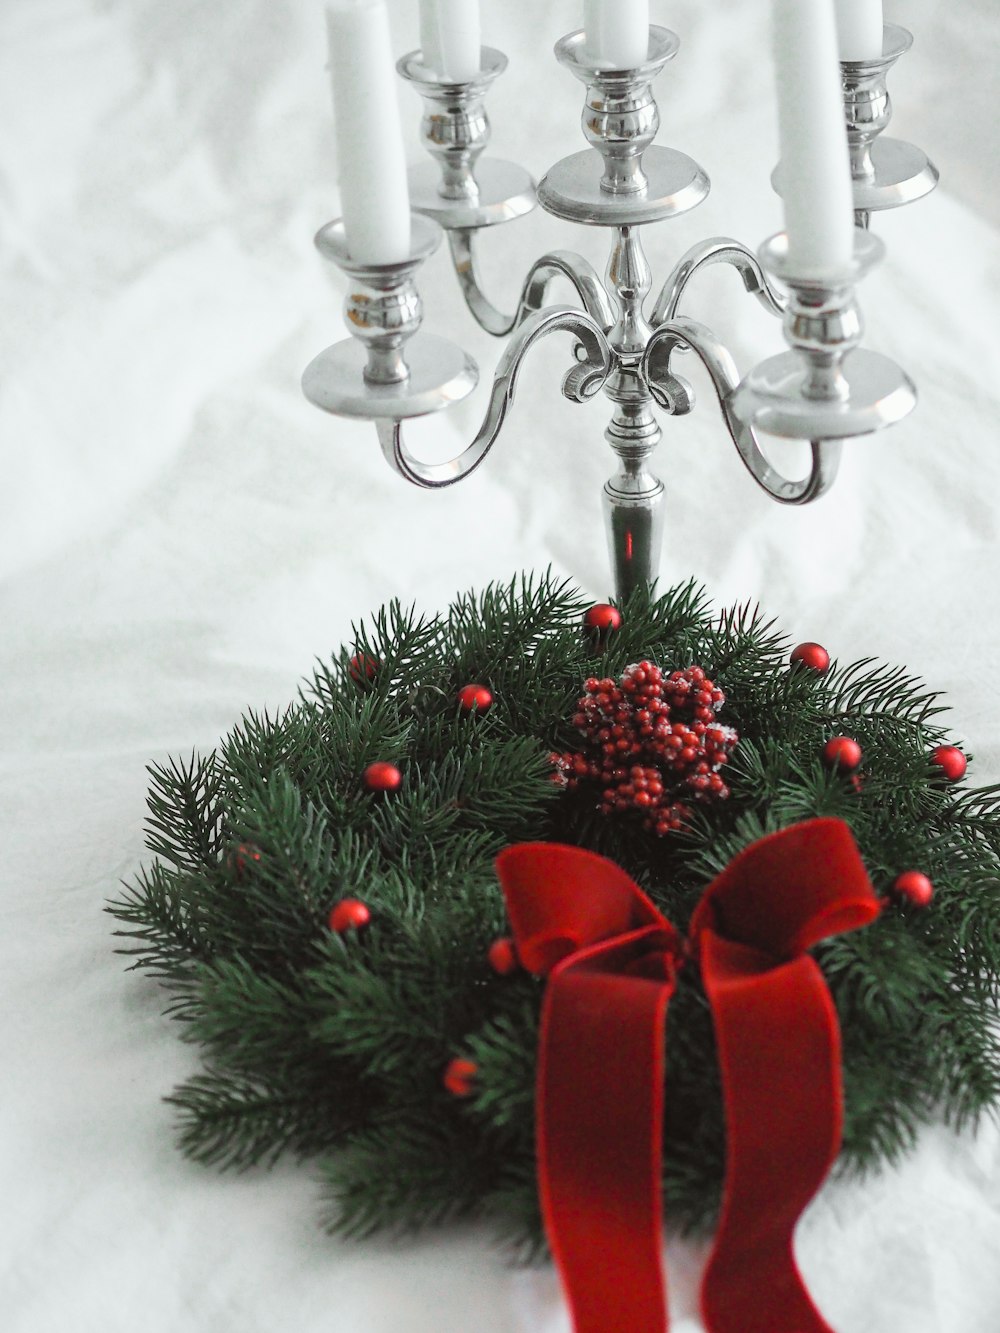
{"left": 772, "top": 0, "right": 855, "bottom": 277}
{"left": 834, "top": 0, "right": 883, "bottom": 62}
{"left": 326, "top": 0, "right": 411, "bottom": 265}
{"left": 419, "top": 0, "right": 481, "bottom": 82}
{"left": 584, "top": 0, "right": 649, "bottom": 70}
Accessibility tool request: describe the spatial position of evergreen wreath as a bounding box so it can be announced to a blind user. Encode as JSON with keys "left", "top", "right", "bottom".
{"left": 109, "top": 574, "right": 1000, "bottom": 1253}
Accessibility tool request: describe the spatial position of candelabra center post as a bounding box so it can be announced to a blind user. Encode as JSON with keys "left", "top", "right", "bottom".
{"left": 606, "top": 225, "right": 654, "bottom": 357}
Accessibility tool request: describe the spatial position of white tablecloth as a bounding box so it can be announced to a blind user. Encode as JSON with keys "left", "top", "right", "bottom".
{"left": 3, "top": 2, "right": 999, "bottom": 1330}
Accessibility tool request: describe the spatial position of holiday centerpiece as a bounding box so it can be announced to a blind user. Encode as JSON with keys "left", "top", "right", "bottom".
{"left": 109, "top": 1, "right": 996, "bottom": 1329}
{"left": 110, "top": 574, "right": 1000, "bottom": 1333}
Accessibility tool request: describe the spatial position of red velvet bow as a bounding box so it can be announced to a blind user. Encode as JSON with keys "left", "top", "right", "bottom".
{"left": 495, "top": 818, "right": 881, "bottom": 1333}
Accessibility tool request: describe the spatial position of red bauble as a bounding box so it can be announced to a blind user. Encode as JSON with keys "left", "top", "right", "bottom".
{"left": 487, "top": 937, "right": 519, "bottom": 976}
{"left": 790, "top": 642, "right": 830, "bottom": 673}
{"left": 583, "top": 603, "right": 622, "bottom": 639}
{"left": 229, "top": 842, "right": 261, "bottom": 877}
{"left": 329, "top": 898, "right": 372, "bottom": 933}
{"left": 930, "top": 744, "right": 967, "bottom": 783}
{"left": 822, "top": 736, "right": 863, "bottom": 772}
{"left": 363, "top": 761, "right": 403, "bottom": 793}
{"left": 349, "top": 652, "right": 379, "bottom": 684}
{"left": 458, "top": 684, "right": 493, "bottom": 714}
{"left": 893, "top": 871, "right": 934, "bottom": 909}
{"left": 443, "top": 1057, "right": 478, "bottom": 1098}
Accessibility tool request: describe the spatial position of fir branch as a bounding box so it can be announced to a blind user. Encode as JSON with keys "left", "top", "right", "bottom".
{"left": 144, "top": 751, "right": 225, "bottom": 872}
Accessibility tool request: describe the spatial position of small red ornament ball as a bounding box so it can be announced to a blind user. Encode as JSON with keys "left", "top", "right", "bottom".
{"left": 893, "top": 871, "right": 934, "bottom": 909}
{"left": 349, "top": 652, "right": 379, "bottom": 684}
{"left": 329, "top": 898, "right": 372, "bottom": 933}
{"left": 790, "top": 642, "right": 830, "bottom": 673}
{"left": 458, "top": 684, "right": 493, "bottom": 714}
{"left": 583, "top": 603, "right": 622, "bottom": 638}
{"left": 443, "top": 1058, "right": 478, "bottom": 1098}
{"left": 363, "top": 761, "right": 402, "bottom": 793}
{"left": 487, "top": 937, "right": 519, "bottom": 976}
{"left": 229, "top": 842, "right": 261, "bottom": 877}
{"left": 930, "top": 744, "right": 967, "bottom": 783}
{"left": 823, "top": 736, "right": 863, "bottom": 772}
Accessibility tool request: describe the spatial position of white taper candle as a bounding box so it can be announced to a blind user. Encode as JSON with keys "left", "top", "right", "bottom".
{"left": 772, "top": 0, "right": 855, "bottom": 276}
{"left": 584, "top": 0, "right": 649, "bottom": 70}
{"left": 834, "top": 0, "right": 884, "bottom": 62}
{"left": 419, "top": 0, "right": 481, "bottom": 82}
{"left": 326, "top": 0, "right": 411, "bottom": 265}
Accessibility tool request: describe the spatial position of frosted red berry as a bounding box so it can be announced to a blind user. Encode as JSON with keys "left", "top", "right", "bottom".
{"left": 822, "top": 737, "right": 863, "bottom": 772}
{"left": 790, "top": 642, "right": 830, "bottom": 673}
{"left": 893, "top": 871, "right": 934, "bottom": 909}
{"left": 930, "top": 744, "right": 967, "bottom": 783}
{"left": 552, "top": 661, "right": 737, "bottom": 836}
{"left": 487, "top": 937, "right": 520, "bottom": 976}
{"left": 443, "top": 1058, "right": 478, "bottom": 1098}
{"left": 329, "top": 898, "right": 372, "bottom": 933}
{"left": 363, "top": 761, "right": 403, "bottom": 793}
{"left": 457, "top": 684, "right": 493, "bottom": 714}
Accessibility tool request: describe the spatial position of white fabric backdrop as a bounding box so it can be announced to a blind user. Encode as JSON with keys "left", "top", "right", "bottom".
{"left": 2, "top": 2, "right": 999, "bottom": 1330}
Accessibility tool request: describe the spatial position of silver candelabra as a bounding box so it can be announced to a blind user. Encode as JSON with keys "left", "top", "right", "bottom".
{"left": 302, "top": 23, "right": 936, "bottom": 597}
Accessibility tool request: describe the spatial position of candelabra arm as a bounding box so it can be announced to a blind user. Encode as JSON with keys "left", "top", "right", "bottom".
{"left": 375, "top": 304, "right": 613, "bottom": 487}
{"left": 643, "top": 317, "right": 842, "bottom": 504}
{"left": 446, "top": 230, "right": 617, "bottom": 337}
{"left": 651, "top": 238, "right": 786, "bottom": 326}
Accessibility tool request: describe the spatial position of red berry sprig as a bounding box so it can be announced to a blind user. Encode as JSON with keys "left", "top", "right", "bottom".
{"left": 552, "top": 662, "right": 738, "bottom": 836}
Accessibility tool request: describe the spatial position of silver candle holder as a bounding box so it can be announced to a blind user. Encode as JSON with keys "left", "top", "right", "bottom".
{"left": 303, "top": 23, "right": 936, "bottom": 598}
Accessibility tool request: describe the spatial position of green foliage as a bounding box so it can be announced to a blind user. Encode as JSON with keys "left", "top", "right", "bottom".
{"left": 108, "top": 573, "right": 1000, "bottom": 1253}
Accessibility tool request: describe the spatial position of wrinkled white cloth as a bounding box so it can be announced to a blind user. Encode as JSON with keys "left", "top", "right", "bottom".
{"left": 2, "top": 2, "right": 999, "bottom": 1331}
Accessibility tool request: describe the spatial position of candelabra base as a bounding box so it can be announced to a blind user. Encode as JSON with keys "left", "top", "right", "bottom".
{"left": 302, "top": 334, "right": 478, "bottom": 420}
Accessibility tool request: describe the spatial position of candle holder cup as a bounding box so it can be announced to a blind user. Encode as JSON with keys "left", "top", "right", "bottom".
{"left": 773, "top": 23, "right": 938, "bottom": 228}
{"left": 840, "top": 23, "right": 938, "bottom": 225}
{"left": 302, "top": 213, "right": 477, "bottom": 420}
{"left": 398, "top": 47, "right": 537, "bottom": 230}
{"left": 305, "top": 23, "right": 935, "bottom": 596}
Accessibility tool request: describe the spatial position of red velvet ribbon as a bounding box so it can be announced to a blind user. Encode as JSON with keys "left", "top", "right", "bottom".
{"left": 495, "top": 818, "right": 880, "bottom": 1333}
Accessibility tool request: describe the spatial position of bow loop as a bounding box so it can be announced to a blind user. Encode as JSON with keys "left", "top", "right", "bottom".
{"left": 689, "top": 817, "right": 880, "bottom": 960}
{"left": 496, "top": 841, "right": 681, "bottom": 976}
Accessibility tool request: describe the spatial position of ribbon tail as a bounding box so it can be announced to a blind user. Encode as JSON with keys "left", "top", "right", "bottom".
{"left": 700, "top": 930, "right": 842, "bottom": 1333}
{"left": 540, "top": 944, "right": 675, "bottom": 1333}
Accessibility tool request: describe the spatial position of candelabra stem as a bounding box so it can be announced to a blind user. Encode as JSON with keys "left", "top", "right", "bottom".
{"left": 599, "top": 225, "right": 666, "bottom": 595}
{"left": 603, "top": 402, "right": 664, "bottom": 599}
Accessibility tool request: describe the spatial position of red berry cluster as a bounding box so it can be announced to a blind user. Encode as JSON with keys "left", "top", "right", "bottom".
{"left": 552, "top": 662, "right": 738, "bottom": 836}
